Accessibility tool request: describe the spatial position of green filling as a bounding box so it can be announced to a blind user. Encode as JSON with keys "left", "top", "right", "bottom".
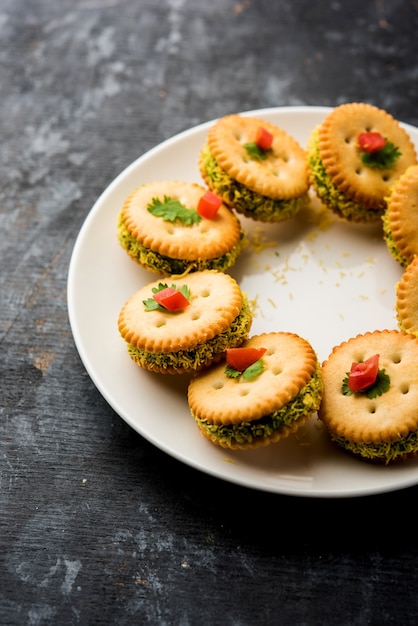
{"left": 195, "top": 364, "right": 323, "bottom": 446}
{"left": 117, "top": 214, "right": 244, "bottom": 275}
{"left": 381, "top": 206, "right": 408, "bottom": 267}
{"left": 330, "top": 429, "right": 418, "bottom": 464}
{"left": 200, "top": 145, "right": 308, "bottom": 222}
{"left": 127, "top": 296, "right": 252, "bottom": 372}
{"left": 308, "top": 129, "right": 383, "bottom": 224}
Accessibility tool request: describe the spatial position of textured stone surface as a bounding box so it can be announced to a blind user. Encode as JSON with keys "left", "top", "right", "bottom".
{"left": 1, "top": 1, "right": 418, "bottom": 624}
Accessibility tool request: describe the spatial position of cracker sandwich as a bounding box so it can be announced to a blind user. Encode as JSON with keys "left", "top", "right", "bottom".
{"left": 188, "top": 332, "right": 323, "bottom": 450}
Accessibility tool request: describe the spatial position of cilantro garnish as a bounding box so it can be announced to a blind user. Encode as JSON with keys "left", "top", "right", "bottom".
{"left": 225, "top": 358, "right": 265, "bottom": 381}
{"left": 342, "top": 368, "right": 391, "bottom": 399}
{"left": 143, "top": 283, "right": 191, "bottom": 312}
{"left": 147, "top": 196, "right": 202, "bottom": 225}
{"left": 243, "top": 142, "right": 271, "bottom": 161}
{"left": 360, "top": 141, "right": 402, "bottom": 169}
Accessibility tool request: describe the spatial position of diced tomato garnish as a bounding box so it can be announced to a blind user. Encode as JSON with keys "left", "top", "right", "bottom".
{"left": 358, "top": 132, "right": 386, "bottom": 154}
{"left": 197, "top": 190, "right": 222, "bottom": 219}
{"left": 226, "top": 347, "right": 267, "bottom": 372}
{"left": 255, "top": 126, "right": 274, "bottom": 151}
{"left": 153, "top": 287, "right": 190, "bottom": 312}
{"left": 348, "top": 354, "right": 379, "bottom": 392}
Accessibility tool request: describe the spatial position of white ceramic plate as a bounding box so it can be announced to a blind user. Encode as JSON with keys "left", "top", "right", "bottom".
{"left": 67, "top": 106, "right": 418, "bottom": 498}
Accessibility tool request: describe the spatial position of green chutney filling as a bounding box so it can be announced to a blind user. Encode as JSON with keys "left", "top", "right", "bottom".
{"left": 127, "top": 296, "right": 252, "bottom": 372}
{"left": 330, "top": 429, "right": 418, "bottom": 465}
{"left": 381, "top": 206, "right": 408, "bottom": 267}
{"left": 308, "top": 129, "right": 383, "bottom": 224}
{"left": 195, "top": 364, "right": 323, "bottom": 446}
{"left": 117, "top": 214, "right": 244, "bottom": 275}
{"left": 200, "top": 145, "right": 309, "bottom": 222}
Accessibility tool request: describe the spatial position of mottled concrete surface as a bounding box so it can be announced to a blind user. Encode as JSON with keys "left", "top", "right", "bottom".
{"left": 1, "top": 1, "right": 418, "bottom": 624}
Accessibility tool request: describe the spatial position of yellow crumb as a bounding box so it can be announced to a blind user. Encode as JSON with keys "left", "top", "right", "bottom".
{"left": 306, "top": 230, "right": 319, "bottom": 243}
{"left": 245, "top": 228, "right": 277, "bottom": 254}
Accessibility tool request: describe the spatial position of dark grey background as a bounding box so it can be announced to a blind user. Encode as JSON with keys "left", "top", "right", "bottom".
{"left": 2, "top": 1, "right": 418, "bottom": 624}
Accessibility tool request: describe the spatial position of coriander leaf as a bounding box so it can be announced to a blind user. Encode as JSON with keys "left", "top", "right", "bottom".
{"left": 143, "top": 282, "right": 191, "bottom": 312}
{"left": 152, "top": 283, "right": 169, "bottom": 294}
{"left": 143, "top": 298, "right": 164, "bottom": 312}
{"left": 341, "top": 368, "right": 390, "bottom": 399}
{"left": 244, "top": 142, "right": 271, "bottom": 161}
{"left": 225, "top": 365, "right": 241, "bottom": 379}
{"left": 178, "top": 284, "right": 191, "bottom": 299}
{"left": 147, "top": 195, "right": 201, "bottom": 225}
{"left": 225, "top": 358, "right": 265, "bottom": 381}
{"left": 242, "top": 359, "right": 264, "bottom": 381}
{"left": 361, "top": 141, "right": 402, "bottom": 169}
{"left": 365, "top": 369, "right": 390, "bottom": 399}
{"left": 342, "top": 373, "right": 352, "bottom": 396}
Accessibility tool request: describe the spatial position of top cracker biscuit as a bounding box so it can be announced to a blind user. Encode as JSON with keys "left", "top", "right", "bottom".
{"left": 318, "top": 103, "right": 417, "bottom": 210}
{"left": 320, "top": 330, "right": 418, "bottom": 444}
{"left": 188, "top": 332, "right": 318, "bottom": 426}
{"left": 121, "top": 180, "right": 242, "bottom": 260}
{"left": 207, "top": 114, "right": 309, "bottom": 199}
{"left": 118, "top": 270, "right": 245, "bottom": 354}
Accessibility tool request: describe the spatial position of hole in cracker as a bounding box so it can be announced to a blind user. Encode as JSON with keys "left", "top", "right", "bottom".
{"left": 392, "top": 353, "right": 402, "bottom": 364}
{"left": 272, "top": 366, "right": 283, "bottom": 376}
{"left": 239, "top": 388, "right": 250, "bottom": 397}
{"left": 200, "top": 289, "right": 211, "bottom": 297}
{"left": 213, "top": 381, "right": 224, "bottom": 390}
{"left": 191, "top": 312, "right": 201, "bottom": 321}
{"left": 400, "top": 382, "right": 410, "bottom": 395}
{"left": 382, "top": 174, "right": 390, "bottom": 182}
{"left": 165, "top": 225, "right": 175, "bottom": 235}
{"left": 368, "top": 402, "right": 377, "bottom": 414}
{"left": 154, "top": 320, "right": 167, "bottom": 328}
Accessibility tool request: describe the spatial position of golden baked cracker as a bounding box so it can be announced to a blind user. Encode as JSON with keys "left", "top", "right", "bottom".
{"left": 118, "top": 270, "right": 244, "bottom": 354}
{"left": 319, "top": 330, "right": 418, "bottom": 445}
{"left": 207, "top": 114, "right": 309, "bottom": 199}
{"left": 188, "top": 332, "right": 318, "bottom": 426}
{"left": 397, "top": 256, "right": 418, "bottom": 337}
{"left": 386, "top": 165, "right": 418, "bottom": 264}
{"left": 318, "top": 103, "right": 417, "bottom": 210}
{"left": 121, "top": 180, "right": 242, "bottom": 260}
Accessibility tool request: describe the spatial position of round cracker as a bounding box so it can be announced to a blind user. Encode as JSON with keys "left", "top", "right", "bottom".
{"left": 120, "top": 180, "right": 242, "bottom": 260}
{"left": 207, "top": 114, "right": 309, "bottom": 199}
{"left": 318, "top": 103, "right": 417, "bottom": 210}
{"left": 386, "top": 165, "right": 418, "bottom": 264}
{"left": 188, "top": 332, "right": 318, "bottom": 426}
{"left": 319, "top": 330, "right": 418, "bottom": 445}
{"left": 397, "top": 256, "right": 418, "bottom": 337}
{"left": 118, "top": 270, "right": 245, "bottom": 354}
